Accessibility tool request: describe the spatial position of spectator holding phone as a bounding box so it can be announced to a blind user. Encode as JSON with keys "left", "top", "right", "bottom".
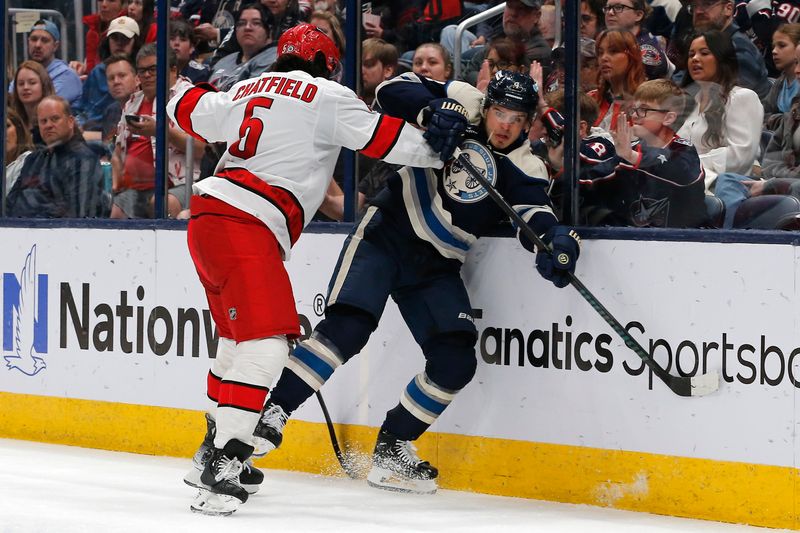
{"left": 111, "top": 44, "right": 204, "bottom": 218}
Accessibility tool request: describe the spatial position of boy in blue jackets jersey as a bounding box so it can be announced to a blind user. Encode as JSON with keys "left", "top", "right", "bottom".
{"left": 252, "top": 71, "right": 581, "bottom": 494}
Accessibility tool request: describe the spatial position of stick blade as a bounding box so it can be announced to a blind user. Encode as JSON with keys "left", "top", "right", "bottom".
{"left": 690, "top": 370, "right": 720, "bottom": 397}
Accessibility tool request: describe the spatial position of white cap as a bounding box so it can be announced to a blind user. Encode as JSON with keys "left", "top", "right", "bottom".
{"left": 107, "top": 16, "right": 140, "bottom": 39}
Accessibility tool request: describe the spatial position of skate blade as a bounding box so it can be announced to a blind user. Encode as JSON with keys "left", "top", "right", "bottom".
{"left": 184, "top": 467, "right": 260, "bottom": 495}
{"left": 366, "top": 466, "right": 437, "bottom": 495}
{"left": 190, "top": 489, "right": 240, "bottom": 516}
{"left": 252, "top": 436, "right": 278, "bottom": 458}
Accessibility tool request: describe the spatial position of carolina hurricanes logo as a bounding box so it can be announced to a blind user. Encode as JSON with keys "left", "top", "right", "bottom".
{"left": 444, "top": 140, "right": 497, "bottom": 203}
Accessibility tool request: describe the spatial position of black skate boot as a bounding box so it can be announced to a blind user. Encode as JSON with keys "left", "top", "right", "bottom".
{"left": 184, "top": 413, "right": 264, "bottom": 494}
{"left": 366, "top": 429, "right": 438, "bottom": 494}
{"left": 190, "top": 439, "right": 252, "bottom": 516}
{"left": 252, "top": 401, "right": 289, "bottom": 457}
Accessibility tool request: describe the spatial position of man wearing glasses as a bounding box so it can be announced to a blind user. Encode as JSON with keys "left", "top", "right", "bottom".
{"left": 110, "top": 44, "right": 202, "bottom": 219}
{"left": 673, "top": 0, "right": 770, "bottom": 99}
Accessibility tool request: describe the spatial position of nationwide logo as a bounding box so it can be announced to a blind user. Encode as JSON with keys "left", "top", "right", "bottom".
{"left": 3, "top": 245, "right": 48, "bottom": 376}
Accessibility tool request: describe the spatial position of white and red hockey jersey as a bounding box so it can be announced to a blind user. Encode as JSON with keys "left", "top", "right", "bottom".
{"left": 166, "top": 70, "right": 443, "bottom": 258}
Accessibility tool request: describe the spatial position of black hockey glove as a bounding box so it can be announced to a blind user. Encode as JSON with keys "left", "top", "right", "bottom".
{"left": 535, "top": 226, "right": 581, "bottom": 288}
{"left": 421, "top": 98, "right": 469, "bottom": 162}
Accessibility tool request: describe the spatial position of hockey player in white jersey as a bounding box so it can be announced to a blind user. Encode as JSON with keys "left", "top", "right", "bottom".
{"left": 166, "top": 23, "right": 452, "bottom": 516}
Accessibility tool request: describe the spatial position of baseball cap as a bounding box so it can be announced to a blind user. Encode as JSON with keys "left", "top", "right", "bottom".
{"left": 30, "top": 19, "right": 60, "bottom": 41}
{"left": 107, "top": 16, "right": 140, "bottom": 39}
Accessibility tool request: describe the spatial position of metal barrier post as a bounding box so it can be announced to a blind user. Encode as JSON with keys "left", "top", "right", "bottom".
{"left": 453, "top": 3, "right": 506, "bottom": 80}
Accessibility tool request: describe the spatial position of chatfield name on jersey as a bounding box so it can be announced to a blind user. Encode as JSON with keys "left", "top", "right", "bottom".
{"left": 232, "top": 74, "right": 319, "bottom": 103}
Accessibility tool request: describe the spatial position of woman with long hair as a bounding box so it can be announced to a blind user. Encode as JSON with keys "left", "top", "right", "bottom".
{"left": 678, "top": 30, "right": 763, "bottom": 191}
{"left": 10, "top": 61, "right": 56, "bottom": 144}
{"left": 127, "top": 0, "right": 156, "bottom": 43}
{"left": 5, "top": 108, "right": 34, "bottom": 192}
{"left": 476, "top": 37, "right": 528, "bottom": 92}
{"left": 589, "top": 29, "right": 645, "bottom": 131}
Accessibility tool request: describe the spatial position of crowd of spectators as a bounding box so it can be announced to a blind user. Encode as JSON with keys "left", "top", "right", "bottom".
{"left": 3, "top": 0, "right": 800, "bottom": 230}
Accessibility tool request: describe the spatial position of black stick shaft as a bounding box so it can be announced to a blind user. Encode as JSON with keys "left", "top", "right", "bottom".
{"left": 315, "top": 390, "right": 359, "bottom": 478}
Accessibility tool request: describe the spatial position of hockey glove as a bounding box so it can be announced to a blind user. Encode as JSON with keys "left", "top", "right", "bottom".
{"left": 421, "top": 98, "right": 470, "bottom": 162}
{"left": 535, "top": 226, "right": 581, "bottom": 288}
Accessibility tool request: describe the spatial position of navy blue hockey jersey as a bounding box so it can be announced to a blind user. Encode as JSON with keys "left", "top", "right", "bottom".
{"left": 373, "top": 73, "right": 559, "bottom": 262}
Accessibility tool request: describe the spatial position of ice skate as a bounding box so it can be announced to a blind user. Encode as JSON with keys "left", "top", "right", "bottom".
{"left": 189, "top": 440, "right": 251, "bottom": 516}
{"left": 366, "top": 430, "right": 438, "bottom": 494}
{"left": 252, "top": 402, "right": 288, "bottom": 457}
{"left": 184, "top": 413, "right": 264, "bottom": 494}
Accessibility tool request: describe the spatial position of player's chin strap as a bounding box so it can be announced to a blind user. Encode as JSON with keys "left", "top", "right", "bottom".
{"left": 452, "top": 148, "right": 720, "bottom": 398}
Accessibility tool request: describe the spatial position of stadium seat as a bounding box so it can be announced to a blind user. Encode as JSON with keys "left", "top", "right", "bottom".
{"left": 732, "top": 195, "right": 800, "bottom": 230}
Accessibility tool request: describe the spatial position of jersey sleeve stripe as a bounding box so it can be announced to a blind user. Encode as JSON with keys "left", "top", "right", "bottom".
{"left": 218, "top": 379, "right": 269, "bottom": 413}
{"left": 217, "top": 168, "right": 306, "bottom": 245}
{"left": 174, "top": 83, "right": 217, "bottom": 143}
{"left": 360, "top": 114, "right": 404, "bottom": 159}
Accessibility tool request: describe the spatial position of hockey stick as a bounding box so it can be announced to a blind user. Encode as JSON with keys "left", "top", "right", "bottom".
{"left": 315, "top": 390, "right": 360, "bottom": 479}
{"left": 454, "top": 150, "right": 719, "bottom": 397}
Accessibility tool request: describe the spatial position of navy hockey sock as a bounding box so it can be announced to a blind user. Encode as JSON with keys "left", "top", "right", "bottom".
{"left": 269, "top": 306, "right": 376, "bottom": 415}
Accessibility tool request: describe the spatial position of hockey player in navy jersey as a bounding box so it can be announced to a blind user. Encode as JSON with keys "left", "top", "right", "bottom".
{"left": 250, "top": 70, "right": 581, "bottom": 495}
{"left": 166, "top": 24, "right": 449, "bottom": 516}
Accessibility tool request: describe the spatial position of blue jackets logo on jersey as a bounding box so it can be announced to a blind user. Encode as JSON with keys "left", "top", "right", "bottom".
{"left": 3, "top": 245, "right": 48, "bottom": 376}
{"left": 444, "top": 140, "right": 497, "bottom": 203}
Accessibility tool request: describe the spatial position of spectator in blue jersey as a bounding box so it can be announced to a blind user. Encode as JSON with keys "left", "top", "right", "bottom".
{"left": 170, "top": 18, "right": 211, "bottom": 84}
{"left": 24, "top": 19, "right": 82, "bottom": 107}
{"left": 249, "top": 71, "right": 581, "bottom": 496}
{"left": 6, "top": 96, "right": 107, "bottom": 218}
{"left": 603, "top": 0, "right": 672, "bottom": 80}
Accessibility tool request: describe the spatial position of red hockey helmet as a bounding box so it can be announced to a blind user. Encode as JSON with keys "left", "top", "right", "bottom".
{"left": 277, "top": 23, "right": 340, "bottom": 76}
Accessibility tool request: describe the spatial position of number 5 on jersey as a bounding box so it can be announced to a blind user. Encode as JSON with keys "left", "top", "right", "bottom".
{"left": 229, "top": 97, "right": 274, "bottom": 159}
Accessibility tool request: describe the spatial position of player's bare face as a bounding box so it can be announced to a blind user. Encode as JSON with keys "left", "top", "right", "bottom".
{"left": 485, "top": 104, "right": 529, "bottom": 150}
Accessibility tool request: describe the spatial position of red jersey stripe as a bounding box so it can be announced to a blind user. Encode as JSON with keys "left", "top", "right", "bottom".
{"left": 217, "top": 168, "right": 305, "bottom": 245}
{"left": 175, "top": 83, "right": 218, "bottom": 143}
{"left": 218, "top": 380, "right": 269, "bottom": 413}
{"left": 361, "top": 115, "right": 404, "bottom": 159}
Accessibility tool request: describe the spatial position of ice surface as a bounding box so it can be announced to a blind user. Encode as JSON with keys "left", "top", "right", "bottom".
{"left": 0, "top": 439, "right": 783, "bottom": 533}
